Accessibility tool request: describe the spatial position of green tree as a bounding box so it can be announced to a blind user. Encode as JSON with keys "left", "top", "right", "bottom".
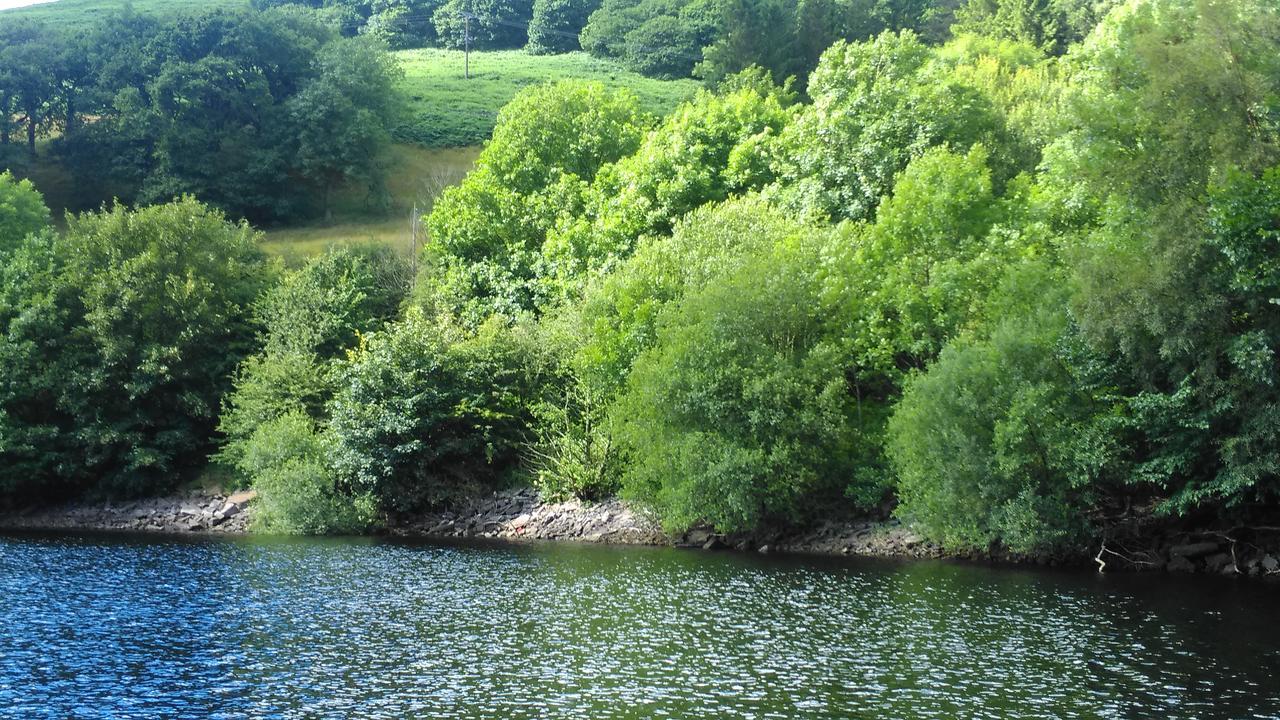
{"left": 424, "top": 81, "right": 645, "bottom": 323}
{"left": 0, "top": 198, "right": 270, "bottom": 503}
{"left": 287, "top": 36, "right": 404, "bottom": 221}
{"left": 528, "top": 0, "right": 601, "bottom": 53}
{"left": 0, "top": 19, "right": 60, "bottom": 156}
{"left": 433, "top": 0, "right": 536, "bottom": 49}
{"left": 887, "top": 264, "right": 1102, "bottom": 554}
{"left": 773, "top": 30, "right": 1011, "bottom": 222}
{"left": 328, "top": 310, "right": 551, "bottom": 512}
{"left": 0, "top": 171, "right": 49, "bottom": 250}
{"left": 217, "top": 246, "right": 408, "bottom": 471}
{"left": 544, "top": 74, "right": 795, "bottom": 297}
{"left": 364, "top": 0, "right": 442, "bottom": 48}
{"left": 614, "top": 225, "right": 873, "bottom": 532}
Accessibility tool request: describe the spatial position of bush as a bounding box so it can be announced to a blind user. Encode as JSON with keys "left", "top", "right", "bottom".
{"left": 543, "top": 75, "right": 795, "bottom": 294}
{"left": 328, "top": 310, "right": 552, "bottom": 512}
{"left": 887, "top": 266, "right": 1101, "bottom": 554}
{"left": 614, "top": 230, "right": 880, "bottom": 532}
{"left": 773, "top": 31, "right": 1012, "bottom": 222}
{"left": 0, "top": 198, "right": 270, "bottom": 502}
{"left": 423, "top": 81, "right": 644, "bottom": 323}
{"left": 237, "top": 412, "right": 379, "bottom": 535}
{"left": 217, "top": 245, "right": 408, "bottom": 472}
{"left": 0, "top": 171, "right": 49, "bottom": 250}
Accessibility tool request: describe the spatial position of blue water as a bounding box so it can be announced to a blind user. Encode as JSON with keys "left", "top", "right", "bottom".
{"left": 1, "top": 531, "right": 1277, "bottom": 719}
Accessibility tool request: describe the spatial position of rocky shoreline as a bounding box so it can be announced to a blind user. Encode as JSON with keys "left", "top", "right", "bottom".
{"left": 0, "top": 490, "right": 256, "bottom": 535}
{"left": 388, "top": 487, "right": 947, "bottom": 559}
{"left": 3, "top": 487, "right": 1278, "bottom": 579}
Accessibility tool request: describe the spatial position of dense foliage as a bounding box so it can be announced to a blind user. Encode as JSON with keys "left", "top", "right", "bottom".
{"left": 4, "top": 0, "right": 1278, "bottom": 553}
{"left": 0, "top": 198, "right": 270, "bottom": 503}
{"left": 0, "top": 7, "right": 403, "bottom": 223}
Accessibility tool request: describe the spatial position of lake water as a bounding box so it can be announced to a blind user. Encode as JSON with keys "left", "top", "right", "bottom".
{"left": 1, "top": 532, "right": 1277, "bottom": 719}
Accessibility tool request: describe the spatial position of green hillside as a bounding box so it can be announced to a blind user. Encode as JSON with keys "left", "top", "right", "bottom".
{"left": 395, "top": 49, "right": 702, "bottom": 147}
{"left": 1, "top": 0, "right": 245, "bottom": 27}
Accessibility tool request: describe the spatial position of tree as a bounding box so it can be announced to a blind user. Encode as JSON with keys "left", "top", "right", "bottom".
{"left": 433, "top": 0, "right": 536, "bottom": 49}
{"left": 0, "top": 198, "right": 270, "bottom": 503}
{"left": 527, "top": 0, "right": 601, "bottom": 53}
{"left": 887, "top": 264, "right": 1101, "bottom": 554}
{"left": 287, "top": 36, "right": 404, "bottom": 221}
{"left": 217, "top": 246, "right": 408, "bottom": 470}
{"left": 424, "top": 81, "right": 645, "bottom": 323}
{"left": 328, "top": 310, "right": 551, "bottom": 512}
{"left": 543, "top": 73, "right": 796, "bottom": 298}
{"left": 773, "top": 31, "right": 1011, "bottom": 222}
{"left": 363, "top": 0, "right": 443, "bottom": 48}
{"left": 0, "top": 171, "right": 50, "bottom": 251}
{"left": 0, "top": 19, "right": 61, "bottom": 156}
{"left": 696, "top": 0, "right": 797, "bottom": 85}
{"left": 614, "top": 222, "right": 874, "bottom": 532}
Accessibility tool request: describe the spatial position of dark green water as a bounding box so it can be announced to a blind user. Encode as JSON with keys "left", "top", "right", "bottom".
{"left": 0, "top": 532, "right": 1276, "bottom": 719}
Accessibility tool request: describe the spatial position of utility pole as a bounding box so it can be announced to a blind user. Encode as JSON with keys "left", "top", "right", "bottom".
{"left": 409, "top": 203, "right": 419, "bottom": 289}
{"left": 462, "top": 11, "right": 475, "bottom": 79}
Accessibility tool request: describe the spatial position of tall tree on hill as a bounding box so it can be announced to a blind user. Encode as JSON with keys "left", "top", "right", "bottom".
{"left": 0, "top": 19, "right": 60, "bottom": 156}
{"left": 288, "top": 37, "right": 404, "bottom": 221}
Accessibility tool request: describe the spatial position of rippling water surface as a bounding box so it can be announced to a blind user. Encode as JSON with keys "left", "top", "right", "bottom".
{"left": 1, "top": 532, "right": 1277, "bottom": 719}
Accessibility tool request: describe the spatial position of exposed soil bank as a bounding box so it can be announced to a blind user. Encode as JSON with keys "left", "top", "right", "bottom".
{"left": 4, "top": 487, "right": 1279, "bottom": 580}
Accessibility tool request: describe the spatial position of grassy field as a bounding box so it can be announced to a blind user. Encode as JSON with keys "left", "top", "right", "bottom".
{"left": 395, "top": 49, "right": 702, "bottom": 147}
{"left": 1, "top": 0, "right": 244, "bottom": 27}
{"left": 259, "top": 145, "right": 479, "bottom": 262}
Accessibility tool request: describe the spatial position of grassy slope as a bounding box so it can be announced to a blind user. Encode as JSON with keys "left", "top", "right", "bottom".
{"left": 1, "top": 0, "right": 245, "bottom": 27}
{"left": 395, "top": 49, "right": 701, "bottom": 147}
{"left": 259, "top": 145, "right": 480, "bottom": 261}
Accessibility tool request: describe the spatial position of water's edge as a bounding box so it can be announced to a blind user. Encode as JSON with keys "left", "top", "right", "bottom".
{"left": 3, "top": 488, "right": 1279, "bottom": 581}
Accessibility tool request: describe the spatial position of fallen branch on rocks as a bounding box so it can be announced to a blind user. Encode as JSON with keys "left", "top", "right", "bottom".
{"left": 1095, "top": 541, "right": 1161, "bottom": 573}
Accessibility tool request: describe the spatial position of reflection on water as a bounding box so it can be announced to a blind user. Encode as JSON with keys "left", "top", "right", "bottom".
{"left": 1, "top": 532, "right": 1277, "bottom": 719}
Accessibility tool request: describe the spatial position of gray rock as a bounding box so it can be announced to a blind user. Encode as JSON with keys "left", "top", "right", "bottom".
{"left": 1262, "top": 555, "right": 1279, "bottom": 573}
{"left": 757, "top": 545, "right": 770, "bottom": 554}
{"left": 1204, "top": 552, "right": 1233, "bottom": 572}
{"left": 1168, "top": 541, "right": 1221, "bottom": 558}
{"left": 686, "top": 528, "right": 712, "bottom": 546}
{"left": 1166, "top": 555, "right": 1196, "bottom": 573}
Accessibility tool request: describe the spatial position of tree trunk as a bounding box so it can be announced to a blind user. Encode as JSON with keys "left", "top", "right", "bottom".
{"left": 27, "top": 110, "right": 36, "bottom": 156}
{"left": 65, "top": 96, "right": 75, "bottom": 141}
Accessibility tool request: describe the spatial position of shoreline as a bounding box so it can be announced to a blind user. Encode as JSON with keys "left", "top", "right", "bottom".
{"left": 2, "top": 488, "right": 1278, "bottom": 580}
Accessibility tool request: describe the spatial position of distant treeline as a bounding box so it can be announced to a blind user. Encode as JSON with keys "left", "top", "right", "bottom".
{"left": 0, "top": 7, "right": 402, "bottom": 223}
{"left": 248, "top": 0, "right": 1119, "bottom": 82}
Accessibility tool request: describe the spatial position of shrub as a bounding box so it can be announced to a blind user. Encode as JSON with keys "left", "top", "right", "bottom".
{"left": 238, "top": 412, "right": 379, "bottom": 535}
{"left": 0, "top": 171, "right": 49, "bottom": 250}
{"left": 217, "top": 245, "right": 408, "bottom": 472}
{"left": 0, "top": 198, "right": 270, "bottom": 502}
{"left": 328, "top": 310, "right": 551, "bottom": 512}
{"left": 887, "top": 266, "right": 1101, "bottom": 554}
{"left": 773, "top": 31, "right": 1011, "bottom": 222}
{"left": 614, "top": 231, "right": 880, "bottom": 532}
{"left": 423, "top": 81, "right": 644, "bottom": 324}
{"left": 543, "top": 75, "right": 796, "bottom": 295}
